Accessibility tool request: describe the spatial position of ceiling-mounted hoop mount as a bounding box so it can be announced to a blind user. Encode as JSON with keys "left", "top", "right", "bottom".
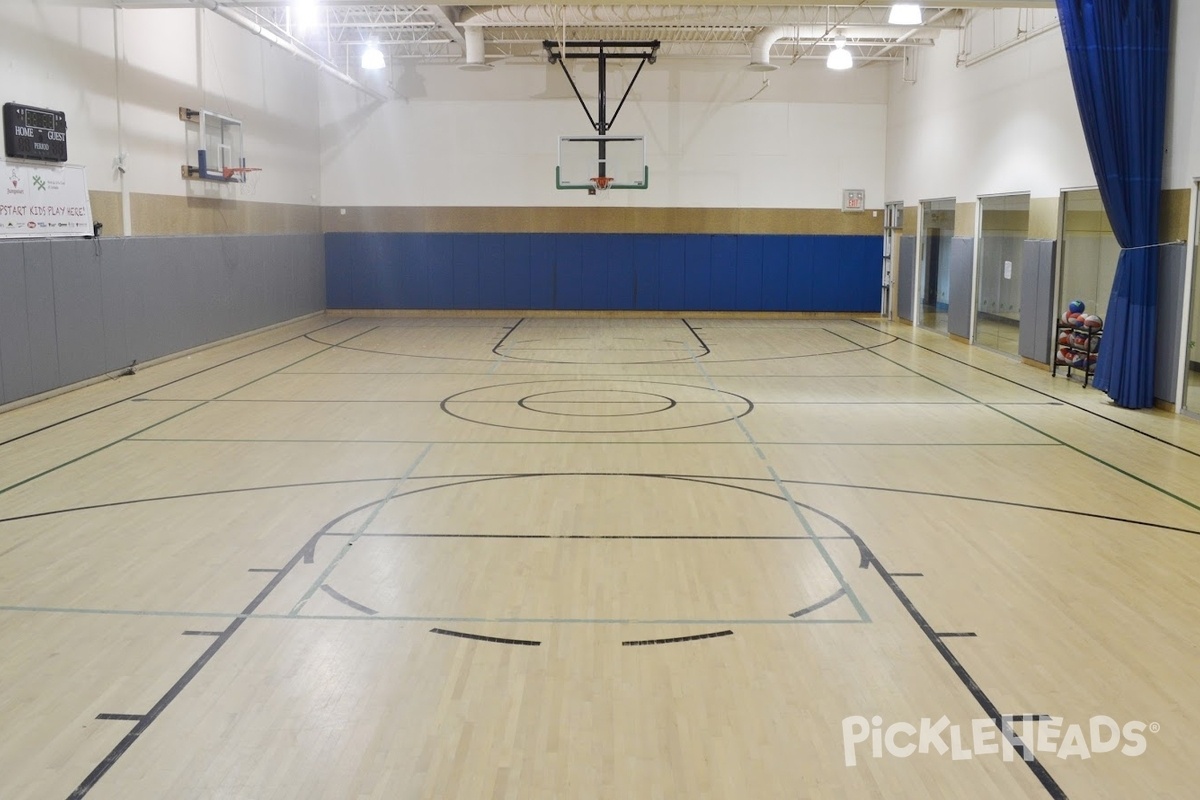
{"left": 543, "top": 40, "right": 659, "bottom": 138}
{"left": 545, "top": 39, "right": 659, "bottom": 190}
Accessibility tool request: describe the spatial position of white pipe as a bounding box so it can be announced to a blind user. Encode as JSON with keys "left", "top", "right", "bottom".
{"left": 464, "top": 5, "right": 949, "bottom": 34}
{"left": 461, "top": 25, "right": 490, "bottom": 70}
{"left": 749, "top": 26, "right": 790, "bottom": 71}
{"left": 190, "top": 0, "right": 388, "bottom": 100}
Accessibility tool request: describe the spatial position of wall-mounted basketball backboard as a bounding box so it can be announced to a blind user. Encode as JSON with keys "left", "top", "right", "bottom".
{"left": 179, "top": 107, "right": 254, "bottom": 183}
{"left": 556, "top": 134, "right": 648, "bottom": 192}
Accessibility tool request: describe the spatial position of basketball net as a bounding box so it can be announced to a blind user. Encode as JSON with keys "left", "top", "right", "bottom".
{"left": 589, "top": 175, "right": 614, "bottom": 198}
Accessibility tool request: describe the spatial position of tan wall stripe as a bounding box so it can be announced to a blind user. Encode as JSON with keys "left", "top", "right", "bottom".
{"left": 129, "top": 193, "right": 321, "bottom": 236}
{"left": 320, "top": 206, "right": 885, "bottom": 236}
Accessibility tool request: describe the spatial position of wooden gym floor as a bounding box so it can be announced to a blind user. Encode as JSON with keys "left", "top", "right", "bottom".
{"left": 1, "top": 313, "right": 1199, "bottom": 799}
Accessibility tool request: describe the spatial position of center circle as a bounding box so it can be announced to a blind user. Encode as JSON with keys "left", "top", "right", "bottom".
{"left": 440, "top": 379, "right": 753, "bottom": 433}
{"left": 517, "top": 390, "right": 677, "bottom": 418}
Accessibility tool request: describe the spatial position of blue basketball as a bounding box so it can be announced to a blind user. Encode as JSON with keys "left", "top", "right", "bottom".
{"left": 1068, "top": 299, "right": 1086, "bottom": 314}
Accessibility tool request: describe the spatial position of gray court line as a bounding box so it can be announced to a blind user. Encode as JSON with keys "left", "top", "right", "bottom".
{"left": 680, "top": 321, "right": 871, "bottom": 622}
{"left": 0, "top": 326, "right": 380, "bottom": 500}
{"left": 287, "top": 443, "right": 433, "bottom": 616}
{"left": 0, "top": 604, "right": 867, "bottom": 625}
{"left": 319, "top": 584, "right": 378, "bottom": 616}
{"left": 844, "top": 331, "right": 1200, "bottom": 518}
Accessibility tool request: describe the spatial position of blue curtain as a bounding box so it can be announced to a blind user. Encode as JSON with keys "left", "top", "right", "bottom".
{"left": 1056, "top": 0, "right": 1171, "bottom": 408}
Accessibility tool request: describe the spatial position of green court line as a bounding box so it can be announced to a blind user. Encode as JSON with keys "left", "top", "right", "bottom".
{"left": 0, "top": 326, "right": 379, "bottom": 500}
{"left": 853, "top": 337, "right": 1200, "bottom": 519}
{"left": 287, "top": 443, "right": 433, "bottom": 617}
{"left": 681, "top": 324, "right": 871, "bottom": 623}
{"left": 0, "top": 604, "right": 868, "bottom": 625}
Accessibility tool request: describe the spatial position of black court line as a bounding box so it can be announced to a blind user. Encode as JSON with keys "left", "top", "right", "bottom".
{"left": 789, "top": 587, "right": 849, "bottom": 618}
{"left": 490, "top": 317, "right": 526, "bottom": 357}
{"left": 0, "top": 325, "right": 382, "bottom": 502}
{"left": 500, "top": 347, "right": 695, "bottom": 352}
{"left": 126, "top": 437, "right": 1063, "bottom": 447}
{"left": 124, "top": 397, "right": 1049, "bottom": 407}
{"left": 318, "top": 584, "right": 378, "bottom": 616}
{"left": 181, "top": 630, "right": 222, "bottom": 637}
{"left": 44, "top": 468, "right": 1082, "bottom": 798}
{"left": 935, "top": 632, "right": 978, "bottom": 638}
{"left": 430, "top": 628, "right": 540, "bottom": 646}
{"left": 319, "top": 532, "right": 855, "bottom": 541}
{"left": 0, "top": 317, "right": 352, "bottom": 451}
{"left": 247, "top": 568, "right": 281, "bottom": 573}
{"left": 853, "top": 319, "right": 1200, "bottom": 461}
{"left": 94, "top": 714, "right": 144, "bottom": 722}
{"left": 4, "top": 471, "right": 1199, "bottom": 541}
{"left": 845, "top": 533, "right": 1067, "bottom": 799}
{"left": 65, "top": 518, "right": 330, "bottom": 798}
{"left": 440, "top": 379, "right": 754, "bottom": 434}
{"left": 889, "top": 572, "right": 924, "bottom": 577}
{"left": 836, "top": 326, "right": 1200, "bottom": 519}
{"left": 1004, "top": 714, "right": 1055, "bottom": 723}
{"left": 623, "top": 630, "right": 733, "bottom": 646}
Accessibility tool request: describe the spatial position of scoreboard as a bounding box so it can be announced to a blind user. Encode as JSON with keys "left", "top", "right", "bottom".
{"left": 3, "top": 102, "right": 68, "bottom": 163}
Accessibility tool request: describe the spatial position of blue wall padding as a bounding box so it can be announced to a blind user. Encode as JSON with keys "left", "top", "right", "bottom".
{"left": 326, "top": 232, "right": 881, "bottom": 312}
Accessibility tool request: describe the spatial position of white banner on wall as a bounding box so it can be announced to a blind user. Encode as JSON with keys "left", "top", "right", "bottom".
{"left": 1, "top": 161, "right": 94, "bottom": 239}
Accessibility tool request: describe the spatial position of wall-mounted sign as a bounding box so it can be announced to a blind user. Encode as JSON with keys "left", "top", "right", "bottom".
{"left": 1, "top": 161, "right": 93, "bottom": 238}
{"left": 842, "top": 189, "right": 865, "bottom": 212}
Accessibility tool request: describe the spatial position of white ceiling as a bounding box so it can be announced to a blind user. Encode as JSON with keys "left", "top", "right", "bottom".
{"left": 109, "top": 2, "right": 1057, "bottom": 74}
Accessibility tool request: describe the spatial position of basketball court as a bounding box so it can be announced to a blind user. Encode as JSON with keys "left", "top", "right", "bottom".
{"left": 1, "top": 312, "right": 1198, "bottom": 798}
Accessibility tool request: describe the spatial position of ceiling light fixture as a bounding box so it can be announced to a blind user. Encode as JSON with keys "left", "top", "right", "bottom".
{"left": 361, "top": 44, "right": 385, "bottom": 70}
{"left": 888, "top": 4, "right": 923, "bottom": 26}
{"left": 827, "top": 37, "right": 852, "bottom": 70}
{"left": 294, "top": 0, "right": 318, "bottom": 33}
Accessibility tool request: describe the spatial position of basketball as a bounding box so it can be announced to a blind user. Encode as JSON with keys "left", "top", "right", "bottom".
{"left": 1083, "top": 314, "right": 1103, "bottom": 329}
{"left": 1057, "top": 346, "right": 1074, "bottom": 365}
{"left": 1058, "top": 329, "right": 1073, "bottom": 345}
{"left": 1068, "top": 299, "right": 1086, "bottom": 314}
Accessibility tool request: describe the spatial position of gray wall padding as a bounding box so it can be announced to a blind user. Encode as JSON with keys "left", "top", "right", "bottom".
{"left": 0, "top": 234, "right": 325, "bottom": 406}
{"left": 1018, "top": 239, "right": 1057, "bottom": 364}
{"left": 947, "top": 237, "right": 974, "bottom": 338}
{"left": 1155, "top": 243, "right": 1187, "bottom": 403}
{"left": 897, "top": 235, "right": 915, "bottom": 321}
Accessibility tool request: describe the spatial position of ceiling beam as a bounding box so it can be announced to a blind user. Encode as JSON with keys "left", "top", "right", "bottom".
{"left": 108, "top": 2, "right": 1056, "bottom": 9}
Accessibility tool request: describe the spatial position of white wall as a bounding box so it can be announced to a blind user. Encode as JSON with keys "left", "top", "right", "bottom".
{"left": 0, "top": 3, "right": 122, "bottom": 194}
{"left": 319, "top": 59, "right": 888, "bottom": 208}
{"left": 0, "top": 2, "right": 320, "bottom": 211}
{"left": 884, "top": 18, "right": 1094, "bottom": 205}
{"left": 1166, "top": 0, "right": 1200, "bottom": 188}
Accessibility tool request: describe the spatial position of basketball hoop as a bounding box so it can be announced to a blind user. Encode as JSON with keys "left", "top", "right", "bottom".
{"left": 222, "top": 166, "right": 262, "bottom": 181}
{"left": 589, "top": 175, "right": 614, "bottom": 192}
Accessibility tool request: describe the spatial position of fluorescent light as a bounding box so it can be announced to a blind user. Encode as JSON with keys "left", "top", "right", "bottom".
{"left": 294, "top": 0, "right": 318, "bottom": 32}
{"left": 827, "top": 37, "right": 852, "bottom": 70}
{"left": 889, "top": 4, "right": 923, "bottom": 25}
{"left": 361, "top": 45, "right": 385, "bottom": 70}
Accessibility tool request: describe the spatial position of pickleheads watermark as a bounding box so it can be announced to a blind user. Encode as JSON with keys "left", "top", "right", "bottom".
{"left": 842, "top": 715, "right": 1158, "bottom": 766}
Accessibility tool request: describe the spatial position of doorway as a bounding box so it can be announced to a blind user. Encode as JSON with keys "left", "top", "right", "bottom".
{"left": 918, "top": 198, "right": 955, "bottom": 333}
{"left": 975, "top": 194, "right": 1030, "bottom": 357}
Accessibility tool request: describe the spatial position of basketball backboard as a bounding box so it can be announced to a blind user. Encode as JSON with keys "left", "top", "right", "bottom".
{"left": 556, "top": 134, "right": 648, "bottom": 191}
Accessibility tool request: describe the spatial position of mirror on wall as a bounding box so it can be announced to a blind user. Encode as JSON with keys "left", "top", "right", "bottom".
{"left": 1058, "top": 189, "right": 1117, "bottom": 330}
{"left": 975, "top": 193, "right": 1031, "bottom": 357}
{"left": 1185, "top": 188, "right": 1200, "bottom": 415}
{"left": 918, "top": 198, "right": 956, "bottom": 334}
